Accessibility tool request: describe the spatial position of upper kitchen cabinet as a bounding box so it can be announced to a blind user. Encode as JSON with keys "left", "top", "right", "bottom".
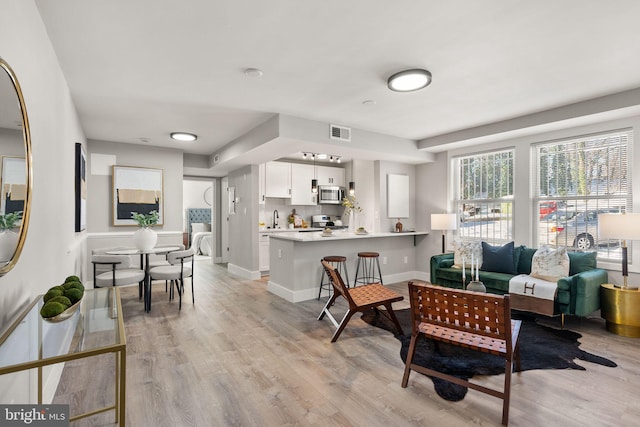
{"left": 265, "top": 161, "right": 291, "bottom": 198}
{"left": 290, "top": 163, "right": 316, "bottom": 205}
{"left": 317, "top": 166, "right": 345, "bottom": 187}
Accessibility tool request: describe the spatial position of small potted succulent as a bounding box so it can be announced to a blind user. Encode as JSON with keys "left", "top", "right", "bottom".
{"left": 131, "top": 210, "right": 159, "bottom": 251}
{"left": 0, "top": 211, "right": 22, "bottom": 262}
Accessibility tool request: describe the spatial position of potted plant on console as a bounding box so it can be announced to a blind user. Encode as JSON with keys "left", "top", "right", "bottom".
{"left": 0, "top": 211, "right": 21, "bottom": 262}
{"left": 131, "top": 210, "right": 159, "bottom": 251}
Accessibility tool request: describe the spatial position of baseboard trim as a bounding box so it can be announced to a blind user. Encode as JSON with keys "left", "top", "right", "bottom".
{"left": 227, "top": 263, "right": 261, "bottom": 280}
{"left": 267, "top": 280, "right": 317, "bottom": 303}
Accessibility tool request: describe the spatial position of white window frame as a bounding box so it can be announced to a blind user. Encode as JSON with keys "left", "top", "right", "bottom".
{"left": 533, "top": 129, "right": 632, "bottom": 260}
{"left": 453, "top": 149, "right": 514, "bottom": 245}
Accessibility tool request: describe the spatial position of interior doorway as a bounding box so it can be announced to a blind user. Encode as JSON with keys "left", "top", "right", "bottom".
{"left": 183, "top": 177, "right": 216, "bottom": 262}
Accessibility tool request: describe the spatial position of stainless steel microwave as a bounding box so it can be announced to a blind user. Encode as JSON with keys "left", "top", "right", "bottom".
{"left": 318, "top": 185, "right": 344, "bottom": 204}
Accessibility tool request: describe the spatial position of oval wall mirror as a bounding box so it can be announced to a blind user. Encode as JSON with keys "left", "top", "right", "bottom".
{"left": 0, "top": 57, "right": 32, "bottom": 276}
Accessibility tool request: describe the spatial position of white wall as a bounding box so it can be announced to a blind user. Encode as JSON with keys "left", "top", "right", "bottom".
{"left": 0, "top": 0, "right": 87, "bottom": 403}
{"left": 227, "top": 165, "right": 260, "bottom": 278}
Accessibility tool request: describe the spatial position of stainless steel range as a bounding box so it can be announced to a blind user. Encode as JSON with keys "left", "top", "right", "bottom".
{"left": 311, "top": 214, "right": 347, "bottom": 229}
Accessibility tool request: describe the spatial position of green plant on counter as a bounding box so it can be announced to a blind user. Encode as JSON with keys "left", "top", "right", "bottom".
{"left": 131, "top": 210, "right": 159, "bottom": 227}
{"left": 342, "top": 195, "right": 362, "bottom": 215}
{"left": 0, "top": 211, "right": 22, "bottom": 230}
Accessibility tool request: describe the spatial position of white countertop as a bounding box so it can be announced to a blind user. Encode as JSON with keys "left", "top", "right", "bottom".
{"left": 269, "top": 229, "right": 428, "bottom": 242}
{"left": 259, "top": 227, "right": 324, "bottom": 234}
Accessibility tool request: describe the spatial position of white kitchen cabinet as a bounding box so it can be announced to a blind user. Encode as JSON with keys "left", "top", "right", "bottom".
{"left": 290, "top": 163, "right": 317, "bottom": 205}
{"left": 265, "top": 161, "right": 291, "bottom": 198}
{"left": 317, "top": 165, "right": 345, "bottom": 187}
{"left": 259, "top": 233, "right": 270, "bottom": 273}
{"left": 258, "top": 163, "right": 266, "bottom": 204}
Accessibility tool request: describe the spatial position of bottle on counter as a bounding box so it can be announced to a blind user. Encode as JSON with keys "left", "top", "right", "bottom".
{"left": 289, "top": 209, "right": 303, "bottom": 229}
{"left": 395, "top": 219, "right": 403, "bottom": 233}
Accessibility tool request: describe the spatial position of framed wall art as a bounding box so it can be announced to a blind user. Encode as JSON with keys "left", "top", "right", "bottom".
{"left": 74, "top": 143, "right": 86, "bottom": 231}
{"left": 112, "top": 165, "right": 164, "bottom": 226}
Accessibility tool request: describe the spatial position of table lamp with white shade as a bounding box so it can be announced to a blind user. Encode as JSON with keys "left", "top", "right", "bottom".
{"left": 431, "top": 213, "right": 458, "bottom": 253}
{"left": 598, "top": 212, "right": 640, "bottom": 289}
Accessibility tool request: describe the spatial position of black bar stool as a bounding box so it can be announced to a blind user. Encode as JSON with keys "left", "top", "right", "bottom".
{"left": 318, "top": 256, "right": 350, "bottom": 299}
{"left": 354, "top": 252, "right": 383, "bottom": 286}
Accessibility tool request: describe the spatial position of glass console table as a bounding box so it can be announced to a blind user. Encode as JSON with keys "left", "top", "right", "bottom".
{"left": 0, "top": 287, "right": 126, "bottom": 425}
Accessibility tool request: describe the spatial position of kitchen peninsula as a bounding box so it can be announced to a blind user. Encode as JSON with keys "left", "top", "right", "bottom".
{"left": 267, "top": 230, "right": 428, "bottom": 302}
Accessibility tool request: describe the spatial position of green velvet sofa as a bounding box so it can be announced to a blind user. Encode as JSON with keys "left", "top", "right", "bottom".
{"left": 430, "top": 248, "right": 608, "bottom": 317}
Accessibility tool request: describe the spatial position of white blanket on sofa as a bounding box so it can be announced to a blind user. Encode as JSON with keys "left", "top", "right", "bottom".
{"left": 508, "top": 274, "right": 558, "bottom": 316}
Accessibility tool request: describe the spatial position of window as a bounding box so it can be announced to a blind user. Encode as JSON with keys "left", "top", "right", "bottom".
{"left": 454, "top": 149, "right": 514, "bottom": 244}
{"left": 535, "top": 130, "right": 631, "bottom": 259}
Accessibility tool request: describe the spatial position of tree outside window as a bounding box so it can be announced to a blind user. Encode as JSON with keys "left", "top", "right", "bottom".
{"left": 454, "top": 149, "right": 514, "bottom": 244}
{"left": 535, "top": 130, "right": 631, "bottom": 260}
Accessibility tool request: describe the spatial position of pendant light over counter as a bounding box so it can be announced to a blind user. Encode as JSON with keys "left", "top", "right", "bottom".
{"left": 311, "top": 153, "right": 318, "bottom": 193}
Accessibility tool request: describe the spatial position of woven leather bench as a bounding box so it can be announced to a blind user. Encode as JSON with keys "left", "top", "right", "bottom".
{"left": 401, "top": 281, "right": 522, "bottom": 426}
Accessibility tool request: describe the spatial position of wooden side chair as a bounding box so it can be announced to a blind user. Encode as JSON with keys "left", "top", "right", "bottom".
{"left": 401, "top": 282, "right": 521, "bottom": 425}
{"left": 317, "top": 260, "right": 404, "bottom": 342}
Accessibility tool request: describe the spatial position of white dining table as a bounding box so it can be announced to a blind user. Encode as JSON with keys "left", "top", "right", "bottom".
{"left": 106, "top": 246, "right": 182, "bottom": 312}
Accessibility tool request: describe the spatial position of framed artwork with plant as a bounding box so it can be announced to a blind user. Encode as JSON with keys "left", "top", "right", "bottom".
{"left": 75, "top": 143, "right": 86, "bottom": 232}
{"left": 112, "top": 165, "right": 164, "bottom": 226}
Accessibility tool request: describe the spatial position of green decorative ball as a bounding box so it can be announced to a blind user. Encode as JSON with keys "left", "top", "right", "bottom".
{"left": 65, "top": 275, "right": 81, "bottom": 283}
{"left": 47, "top": 295, "right": 72, "bottom": 308}
{"left": 43, "top": 288, "right": 64, "bottom": 303}
{"left": 40, "top": 301, "right": 66, "bottom": 318}
{"left": 64, "top": 287, "right": 83, "bottom": 304}
{"left": 63, "top": 281, "right": 84, "bottom": 291}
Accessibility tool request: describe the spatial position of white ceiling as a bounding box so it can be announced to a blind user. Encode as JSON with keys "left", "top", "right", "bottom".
{"left": 34, "top": 1, "right": 640, "bottom": 172}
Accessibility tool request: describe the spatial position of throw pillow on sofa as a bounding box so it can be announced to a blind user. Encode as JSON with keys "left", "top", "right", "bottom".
{"left": 567, "top": 251, "right": 597, "bottom": 275}
{"left": 451, "top": 240, "right": 482, "bottom": 269}
{"left": 481, "top": 241, "right": 517, "bottom": 274}
{"left": 530, "top": 245, "right": 570, "bottom": 282}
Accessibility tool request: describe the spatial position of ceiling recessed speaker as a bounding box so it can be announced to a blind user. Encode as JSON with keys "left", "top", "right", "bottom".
{"left": 330, "top": 124, "right": 351, "bottom": 142}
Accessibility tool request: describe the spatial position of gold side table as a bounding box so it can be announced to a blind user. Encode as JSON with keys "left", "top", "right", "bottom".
{"left": 600, "top": 284, "right": 640, "bottom": 337}
{"left": 0, "top": 287, "right": 126, "bottom": 425}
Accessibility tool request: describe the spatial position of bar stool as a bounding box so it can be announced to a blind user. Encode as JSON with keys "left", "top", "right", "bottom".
{"left": 354, "top": 252, "right": 383, "bottom": 286}
{"left": 318, "top": 256, "right": 350, "bottom": 299}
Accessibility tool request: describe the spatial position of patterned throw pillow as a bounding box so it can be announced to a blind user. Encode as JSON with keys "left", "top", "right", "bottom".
{"left": 451, "top": 240, "right": 482, "bottom": 269}
{"left": 530, "top": 245, "right": 570, "bottom": 282}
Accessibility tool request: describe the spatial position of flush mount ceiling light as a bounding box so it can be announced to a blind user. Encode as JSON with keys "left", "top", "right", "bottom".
{"left": 387, "top": 69, "right": 432, "bottom": 92}
{"left": 170, "top": 132, "right": 197, "bottom": 142}
{"left": 244, "top": 68, "right": 263, "bottom": 78}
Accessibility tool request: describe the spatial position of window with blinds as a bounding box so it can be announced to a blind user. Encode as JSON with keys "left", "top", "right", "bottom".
{"left": 453, "top": 149, "right": 514, "bottom": 244}
{"left": 534, "top": 129, "right": 632, "bottom": 259}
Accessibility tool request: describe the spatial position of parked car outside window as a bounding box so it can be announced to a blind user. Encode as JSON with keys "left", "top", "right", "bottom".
{"left": 550, "top": 208, "right": 622, "bottom": 250}
{"left": 539, "top": 201, "right": 557, "bottom": 218}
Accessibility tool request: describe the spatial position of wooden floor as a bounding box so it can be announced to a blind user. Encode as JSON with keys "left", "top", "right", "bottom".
{"left": 54, "top": 260, "right": 640, "bottom": 426}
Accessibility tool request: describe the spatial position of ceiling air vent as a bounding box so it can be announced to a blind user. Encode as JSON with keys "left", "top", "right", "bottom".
{"left": 330, "top": 124, "right": 351, "bottom": 142}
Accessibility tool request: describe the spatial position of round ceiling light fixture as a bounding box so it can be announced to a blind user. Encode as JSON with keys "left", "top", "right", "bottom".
{"left": 387, "top": 69, "right": 432, "bottom": 92}
{"left": 244, "top": 68, "right": 264, "bottom": 78}
{"left": 170, "top": 132, "right": 198, "bottom": 142}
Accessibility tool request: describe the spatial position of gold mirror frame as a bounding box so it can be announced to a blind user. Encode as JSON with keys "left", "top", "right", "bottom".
{"left": 0, "top": 57, "right": 32, "bottom": 276}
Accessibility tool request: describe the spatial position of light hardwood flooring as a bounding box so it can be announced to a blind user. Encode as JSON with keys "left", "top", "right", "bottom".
{"left": 54, "top": 260, "right": 640, "bottom": 426}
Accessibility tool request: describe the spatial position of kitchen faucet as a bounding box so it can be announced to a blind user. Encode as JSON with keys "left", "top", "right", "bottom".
{"left": 273, "top": 210, "right": 279, "bottom": 228}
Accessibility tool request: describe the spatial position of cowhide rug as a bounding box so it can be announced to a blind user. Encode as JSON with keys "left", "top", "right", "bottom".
{"left": 361, "top": 308, "right": 616, "bottom": 401}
